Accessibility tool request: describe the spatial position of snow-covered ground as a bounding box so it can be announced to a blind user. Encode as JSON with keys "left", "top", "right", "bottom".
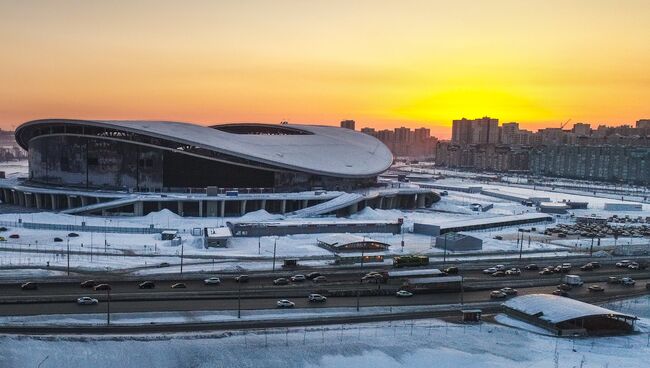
{"left": 1, "top": 296, "right": 649, "bottom": 368}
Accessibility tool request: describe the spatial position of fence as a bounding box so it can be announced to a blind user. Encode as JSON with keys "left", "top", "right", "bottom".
{"left": 0, "top": 220, "right": 176, "bottom": 234}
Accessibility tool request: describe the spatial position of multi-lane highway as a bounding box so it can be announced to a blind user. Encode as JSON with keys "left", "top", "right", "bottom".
{"left": 1, "top": 258, "right": 649, "bottom": 317}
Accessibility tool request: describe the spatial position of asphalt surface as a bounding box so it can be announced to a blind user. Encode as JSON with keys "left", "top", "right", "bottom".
{"left": 1, "top": 261, "right": 648, "bottom": 317}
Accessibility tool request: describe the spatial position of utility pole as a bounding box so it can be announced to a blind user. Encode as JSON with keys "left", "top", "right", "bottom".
{"left": 66, "top": 238, "right": 70, "bottom": 276}
{"left": 237, "top": 282, "right": 242, "bottom": 319}
{"left": 590, "top": 237, "right": 594, "bottom": 257}
{"left": 107, "top": 289, "right": 111, "bottom": 325}
{"left": 180, "top": 241, "right": 184, "bottom": 276}
{"left": 518, "top": 232, "right": 524, "bottom": 261}
{"left": 460, "top": 276, "right": 464, "bottom": 305}
{"left": 258, "top": 237, "right": 261, "bottom": 255}
{"left": 272, "top": 238, "right": 277, "bottom": 272}
{"left": 443, "top": 233, "right": 448, "bottom": 268}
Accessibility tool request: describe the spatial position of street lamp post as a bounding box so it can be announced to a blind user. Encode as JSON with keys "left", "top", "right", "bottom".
{"left": 107, "top": 289, "right": 111, "bottom": 325}
{"left": 180, "top": 240, "right": 184, "bottom": 276}
{"left": 237, "top": 282, "right": 242, "bottom": 319}
{"left": 272, "top": 238, "right": 277, "bottom": 272}
{"left": 66, "top": 238, "right": 70, "bottom": 276}
{"left": 443, "top": 233, "right": 448, "bottom": 268}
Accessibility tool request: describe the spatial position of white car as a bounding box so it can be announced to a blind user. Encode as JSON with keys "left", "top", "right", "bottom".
{"left": 500, "top": 287, "right": 518, "bottom": 295}
{"left": 76, "top": 297, "right": 99, "bottom": 305}
{"left": 277, "top": 299, "right": 295, "bottom": 308}
{"left": 308, "top": 293, "right": 327, "bottom": 302}
{"left": 396, "top": 290, "right": 413, "bottom": 297}
{"left": 628, "top": 262, "right": 640, "bottom": 270}
{"left": 483, "top": 267, "right": 497, "bottom": 274}
{"left": 616, "top": 260, "right": 632, "bottom": 268}
{"left": 203, "top": 277, "right": 221, "bottom": 285}
{"left": 291, "top": 274, "right": 306, "bottom": 282}
{"left": 490, "top": 290, "right": 507, "bottom": 299}
{"left": 495, "top": 264, "right": 506, "bottom": 271}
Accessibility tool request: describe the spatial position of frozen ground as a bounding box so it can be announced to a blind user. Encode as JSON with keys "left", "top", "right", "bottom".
{"left": 1, "top": 296, "right": 649, "bottom": 368}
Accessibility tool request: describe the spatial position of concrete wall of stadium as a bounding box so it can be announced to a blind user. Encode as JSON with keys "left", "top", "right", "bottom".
{"left": 0, "top": 187, "right": 438, "bottom": 217}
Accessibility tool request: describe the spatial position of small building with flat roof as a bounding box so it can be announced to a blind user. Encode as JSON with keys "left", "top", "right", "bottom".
{"left": 503, "top": 294, "right": 636, "bottom": 336}
{"left": 204, "top": 227, "right": 232, "bottom": 248}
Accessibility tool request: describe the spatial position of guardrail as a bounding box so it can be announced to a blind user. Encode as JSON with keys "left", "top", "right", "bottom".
{"left": 0, "top": 220, "right": 176, "bottom": 234}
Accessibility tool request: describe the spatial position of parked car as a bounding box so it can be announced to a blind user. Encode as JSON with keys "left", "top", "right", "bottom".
{"left": 138, "top": 281, "right": 155, "bottom": 289}
{"left": 273, "top": 278, "right": 290, "bottom": 285}
{"left": 158, "top": 262, "right": 171, "bottom": 268}
{"left": 80, "top": 280, "right": 96, "bottom": 288}
{"left": 524, "top": 264, "right": 539, "bottom": 271}
{"left": 76, "top": 296, "right": 99, "bottom": 305}
{"left": 490, "top": 290, "right": 507, "bottom": 299}
{"left": 494, "top": 235, "right": 503, "bottom": 240}
{"left": 396, "top": 290, "right": 414, "bottom": 297}
{"left": 20, "top": 282, "right": 37, "bottom": 290}
{"left": 312, "top": 276, "right": 328, "bottom": 283}
{"left": 291, "top": 274, "right": 306, "bottom": 282}
{"left": 68, "top": 232, "right": 80, "bottom": 237}
{"left": 234, "top": 275, "right": 249, "bottom": 283}
{"left": 171, "top": 283, "right": 187, "bottom": 289}
{"left": 588, "top": 284, "right": 605, "bottom": 292}
{"left": 276, "top": 299, "right": 295, "bottom": 308}
{"left": 53, "top": 237, "right": 63, "bottom": 242}
{"left": 94, "top": 283, "right": 111, "bottom": 291}
{"left": 620, "top": 277, "right": 636, "bottom": 286}
{"left": 307, "top": 272, "right": 322, "bottom": 279}
{"left": 0, "top": 236, "right": 5, "bottom": 241}
{"left": 500, "top": 287, "right": 518, "bottom": 295}
{"left": 204, "top": 277, "right": 221, "bottom": 285}
{"left": 308, "top": 293, "right": 327, "bottom": 302}
{"left": 444, "top": 266, "right": 459, "bottom": 275}
{"left": 9, "top": 234, "right": 19, "bottom": 239}
{"left": 483, "top": 267, "right": 497, "bottom": 274}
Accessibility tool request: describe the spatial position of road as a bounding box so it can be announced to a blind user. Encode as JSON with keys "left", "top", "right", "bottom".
{"left": 1, "top": 261, "right": 648, "bottom": 317}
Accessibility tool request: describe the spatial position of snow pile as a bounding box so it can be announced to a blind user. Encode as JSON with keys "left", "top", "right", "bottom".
{"left": 238, "top": 209, "right": 284, "bottom": 222}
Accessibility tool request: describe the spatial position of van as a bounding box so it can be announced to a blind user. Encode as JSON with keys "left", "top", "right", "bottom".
{"left": 562, "top": 275, "right": 583, "bottom": 286}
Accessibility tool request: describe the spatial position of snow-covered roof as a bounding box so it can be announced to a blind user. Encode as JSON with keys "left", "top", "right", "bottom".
{"left": 503, "top": 294, "right": 635, "bottom": 324}
{"left": 317, "top": 234, "right": 382, "bottom": 247}
{"left": 387, "top": 268, "right": 443, "bottom": 277}
{"left": 205, "top": 227, "right": 232, "bottom": 238}
{"left": 16, "top": 119, "right": 393, "bottom": 178}
{"left": 419, "top": 213, "right": 553, "bottom": 229}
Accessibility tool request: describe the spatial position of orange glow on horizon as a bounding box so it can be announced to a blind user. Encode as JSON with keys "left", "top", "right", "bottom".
{"left": 1, "top": 1, "right": 649, "bottom": 139}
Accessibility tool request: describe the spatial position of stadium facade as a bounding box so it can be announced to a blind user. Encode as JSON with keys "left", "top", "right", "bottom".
{"left": 0, "top": 119, "right": 439, "bottom": 217}
{"left": 15, "top": 119, "right": 393, "bottom": 192}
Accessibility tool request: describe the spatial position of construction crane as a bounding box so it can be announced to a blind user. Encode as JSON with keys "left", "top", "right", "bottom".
{"left": 560, "top": 119, "right": 571, "bottom": 130}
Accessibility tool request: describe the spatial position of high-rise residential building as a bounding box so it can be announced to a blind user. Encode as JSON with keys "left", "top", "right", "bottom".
{"left": 572, "top": 123, "right": 591, "bottom": 136}
{"left": 500, "top": 122, "right": 519, "bottom": 145}
{"left": 340, "top": 120, "right": 355, "bottom": 130}
{"left": 637, "top": 119, "right": 650, "bottom": 129}
{"left": 452, "top": 117, "right": 499, "bottom": 144}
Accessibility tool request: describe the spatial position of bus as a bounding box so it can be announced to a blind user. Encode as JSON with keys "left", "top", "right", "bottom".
{"left": 393, "top": 255, "right": 429, "bottom": 268}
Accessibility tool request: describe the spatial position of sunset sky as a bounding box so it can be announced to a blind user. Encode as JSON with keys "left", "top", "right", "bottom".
{"left": 1, "top": 0, "right": 648, "bottom": 138}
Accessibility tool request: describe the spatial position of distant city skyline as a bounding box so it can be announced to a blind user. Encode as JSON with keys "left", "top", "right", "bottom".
{"left": 1, "top": 1, "right": 649, "bottom": 138}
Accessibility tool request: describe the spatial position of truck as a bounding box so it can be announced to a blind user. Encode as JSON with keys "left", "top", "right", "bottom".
{"left": 562, "top": 274, "right": 584, "bottom": 286}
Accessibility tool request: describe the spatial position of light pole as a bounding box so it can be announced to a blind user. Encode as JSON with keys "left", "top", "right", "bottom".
{"left": 180, "top": 239, "right": 184, "bottom": 276}
{"left": 107, "top": 289, "right": 111, "bottom": 325}
{"left": 238, "top": 282, "right": 242, "bottom": 319}
{"left": 272, "top": 238, "right": 277, "bottom": 272}
{"left": 443, "top": 233, "right": 448, "bottom": 268}
{"left": 66, "top": 238, "right": 70, "bottom": 276}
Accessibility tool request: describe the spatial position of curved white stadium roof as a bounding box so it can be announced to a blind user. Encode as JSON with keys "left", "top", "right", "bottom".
{"left": 16, "top": 119, "right": 393, "bottom": 178}
{"left": 503, "top": 294, "right": 635, "bottom": 324}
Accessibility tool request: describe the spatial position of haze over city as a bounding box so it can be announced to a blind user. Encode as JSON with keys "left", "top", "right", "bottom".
{"left": 1, "top": 0, "right": 649, "bottom": 138}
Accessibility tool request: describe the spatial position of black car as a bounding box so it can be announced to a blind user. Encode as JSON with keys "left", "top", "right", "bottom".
{"left": 444, "top": 267, "right": 459, "bottom": 275}
{"left": 158, "top": 262, "right": 170, "bottom": 268}
{"left": 94, "top": 283, "right": 112, "bottom": 291}
{"left": 580, "top": 264, "right": 594, "bottom": 271}
{"left": 307, "top": 272, "right": 322, "bottom": 279}
{"left": 524, "top": 264, "right": 539, "bottom": 271}
{"left": 552, "top": 289, "right": 569, "bottom": 297}
{"left": 68, "top": 232, "right": 80, "bottom": 237}
{"left": 80, "top": 280, "right": 97, "bottom": 288}
{"left": 9, "top": 234, "right": 19, "bottom": 239}
{"left": 235, "top": 275, "right": 250, "bottom": 283}
{"left": 273, "top": 278, "right": 290, "bottom": 285}
{"left": 53, "top": 237, "right": 63, "bottom": 242}
{"left": 20, "top": 282, "right": 38, "bottom": 290}
{"left": 138, "top": 281, "right": 155, "bottom": 289}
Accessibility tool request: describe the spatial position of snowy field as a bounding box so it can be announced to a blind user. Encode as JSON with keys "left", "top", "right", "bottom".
{"left": 1, "top": 296, "right": 649, "bottom": 368}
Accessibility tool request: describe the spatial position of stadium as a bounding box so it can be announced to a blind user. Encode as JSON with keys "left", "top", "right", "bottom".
{"left": 15, "top": 119, "right": 393, "bottom": 192}
{"left": 0, "top": 119, "right": 438, "bottom": 217}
